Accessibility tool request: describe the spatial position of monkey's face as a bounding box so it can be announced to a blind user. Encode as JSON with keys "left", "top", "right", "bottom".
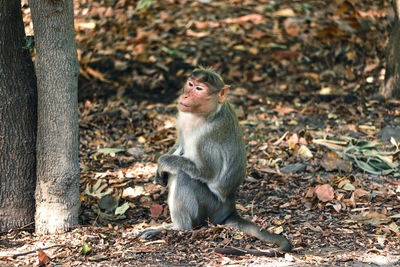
{"left": 178, "top": 78, "right": 217, "bottom": 114}
{"left": 179, "top": 78, "right": 226, "bottom": 115}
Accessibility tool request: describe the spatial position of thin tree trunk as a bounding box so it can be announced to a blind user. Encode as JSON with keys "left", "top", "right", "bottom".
{"left": 30, "top": 0, "right": 80, "bottom": 234}
{"left": 381, "top": 0, "right": 400, "bottom": 99}
{"left": 0, "top": 0, "right": 37, "bottom": 232}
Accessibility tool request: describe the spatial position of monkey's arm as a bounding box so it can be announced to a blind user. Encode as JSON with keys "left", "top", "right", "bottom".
{"left": 157, "top": 154, "right": 200, "bottom": 179}
{"left": 155, "top": 142, "right": 183, "bottom": 187}
{"left": 167, "top": 142, "right": 180, "bottom": 155}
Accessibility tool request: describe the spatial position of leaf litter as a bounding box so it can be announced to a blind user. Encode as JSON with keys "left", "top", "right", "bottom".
{"left": 2, "top": 0, "right": 400, "bottom": 266}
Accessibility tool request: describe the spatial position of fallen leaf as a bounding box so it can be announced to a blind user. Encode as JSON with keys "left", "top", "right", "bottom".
{"left": 86, "top": 67, "right": 112, "bottom": 83}
{"left": 334, "top": 0, "right": 358, "bottom": 16}
{"left": 138, "top": 136, "right": 146, "bottom": 144}
{"left": 387, "top": 222, "right": 400, "bottom": 234}
{"left": 186, "top": 29, "right": 210, "bottom": 38}
{"left": 315, "top": 184, "right": 335, "bottom": 202}
{"left": 321, "top": 151, "right": 353, "bottom": 172}
{"left": 359, "top": 210, "right": 391, "bottom": 225}
{"left": 80, "top": 241, "right": 92, "bottom": 255}
{"left": 224, "top": 14, "right": 263, "bottom": 24}
{"left": 342, "top": 183, "right": 356, "bottom": 191}
{"left": 305, "top": 187, "right": 315, "bottom": 198}
{"left": 123, "top": 186, "right": 146, "bottom": 198}
{"left": 288, "top": 134, "right": 299, "bottom": 150}
{"left": 353, "top": 188, "right": 369, "bottom": 198}
{"left": 298, "top": 145, "right": 313, "bottom": 159}
{"left": 273, "top": 107, "right": 296, "bottom": 114}
{"left": 273, "top": 8, "right": 296, "bottom": 17}
{"left": 115, "top": 202, "right": 130, "bottom": 215}
{"left": 150, "top": 204, "right": 163, "bottom": 217}
{"left": 38, "top": 248, "right": 50, "bottom": 265}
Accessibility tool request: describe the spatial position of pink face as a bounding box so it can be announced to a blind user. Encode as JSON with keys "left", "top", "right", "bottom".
{"left": 178, "top": 78, "right": 218, "bottom": 114}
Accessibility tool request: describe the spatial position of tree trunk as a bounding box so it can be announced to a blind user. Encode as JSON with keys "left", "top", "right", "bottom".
{"left": 30, "top": 0, "right": 80, "bottom": 234}
{"left": 0, "top": 0, "right": 37, "bottom": 232}
{"left": 381, "top": 0, "right": 400, "bottom": 99}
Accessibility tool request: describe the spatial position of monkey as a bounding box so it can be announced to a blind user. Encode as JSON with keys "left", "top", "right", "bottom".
{"left": 138, "top": 67, "right": 292, "bottom": 255}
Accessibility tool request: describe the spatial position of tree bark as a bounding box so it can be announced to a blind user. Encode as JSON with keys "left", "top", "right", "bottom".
{"left": 30, "top": 0, "right": 80, "bottom": 234}
{"left": 0, "top": 0, "right": 37, "bottom": 232}
{"left": 381, "top": 0, "right": 400, "bottom": 99}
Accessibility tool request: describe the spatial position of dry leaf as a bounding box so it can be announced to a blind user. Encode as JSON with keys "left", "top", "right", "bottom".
{"left": 38, "top": 248, "right": 51, "bottom": 265}
{"left": 273, "top": 8, "right": 296, "bottom": 17}
{"left": 342, "top": 183, "right": 356, "bottom": 191}
{"left": 315, "top": 184, "right": 335, "bottom": 202}
{"left": 305, "top": 187, "right": 315, "bottom": 198}
{"left": 288, "top": 134, "right": 299, "bottom": 150}
{"left": 225, "top": 14, "right": 263, "bottom": 24}
{"left": 186, "top": 29, "right": 210, "bottom": 38}
{"left": 122, "top": 186, "right": 145, "bottom": 198}
{"left": 273, "top": 107, "right": 296, "bottom": 114}
{"left": 360, "top": 210, "right": 391, "bottom": 225}
{"left": 321, "top": 151, "right": 353, "bottom": 172}
{"left": 353, "top": 188, "right": 369, "bottom": 198}
{"left": 298, "top": 145, "right": 313, "bottom": 159}
{"left": 150, "top": 204, "right": 163, "bottom": 217}
{"left": 86, "top": 67, "right": 112, "bottom": 83}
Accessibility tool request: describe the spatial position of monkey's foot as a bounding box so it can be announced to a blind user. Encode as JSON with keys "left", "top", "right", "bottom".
{"left": 137, "top": 229, "right": 162, "bottom": 239}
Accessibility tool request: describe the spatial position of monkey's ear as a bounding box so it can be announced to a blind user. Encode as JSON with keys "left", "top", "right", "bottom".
{"left": 217, "top": 85, "right": 229, "bottom": 103}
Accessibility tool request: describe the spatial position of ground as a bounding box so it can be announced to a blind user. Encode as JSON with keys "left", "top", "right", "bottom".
{"left": 1, "top": 0, "right": 400, "bottom": 266}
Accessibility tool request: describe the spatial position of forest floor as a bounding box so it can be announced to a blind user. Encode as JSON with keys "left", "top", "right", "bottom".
{"left": 1, "top": 0, "right": 400, "bottom": 266}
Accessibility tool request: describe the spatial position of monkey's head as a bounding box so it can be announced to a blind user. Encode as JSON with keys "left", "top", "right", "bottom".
{"left": 179, "top": 67, "right": 228, "bottom": 115}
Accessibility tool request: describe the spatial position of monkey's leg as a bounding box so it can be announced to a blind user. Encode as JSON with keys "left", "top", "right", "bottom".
{"left": 139, "top": 172, "right": 222, "bottom": 239}
{"left": 169, "top": 171, "right": 222, "bottom": 230}
{"left": 137, "top": 223, "right": 174, "bottom": 239}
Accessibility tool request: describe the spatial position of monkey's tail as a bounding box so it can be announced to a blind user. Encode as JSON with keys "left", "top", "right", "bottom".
{"left": 223, "top": 212, "right": 292, "bottom": 253}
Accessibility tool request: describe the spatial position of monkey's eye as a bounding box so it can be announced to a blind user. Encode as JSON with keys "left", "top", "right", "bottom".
{"left": 188, "top": 81, "right": 194, "bottom": 87}
{"left": 195, "top": 86, "right": 204, "bottom": 91}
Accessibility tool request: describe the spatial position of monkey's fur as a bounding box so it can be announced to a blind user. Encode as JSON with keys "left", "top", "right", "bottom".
{"left": 139, "top": 68, "right": 292, "bottom": 254}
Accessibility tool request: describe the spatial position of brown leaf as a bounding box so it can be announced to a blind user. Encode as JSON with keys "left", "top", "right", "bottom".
{"left": 314, "top": 184, "right": 335, "bottom": 202}
{"left": 273, "top": 107, "right": 296, "bottom": 115}
{"left": 224, "top": 14, "right": 263, "bottom": 24}
{"left": 272, "top": 50, "right": 302, "bottom": 60}
{"left": 288, "top": 133, "right": 299, "bottom": 150}
{"left": 150, "top": 204, "right": 163, "bottom": 217}
{"left": 38, "top": 248, "right": 51, "bottom": 266}
{"left": 248, "top": 31, "right": 266, "bottom": 39}
{"left": 86, "top": 67, "right": 112, "bottom": 83}
{"left": 305, "top": 187, "right": 315, "bottom": 198}
{"left": 284, "top": 19, "right": 300, "bottom": 36}
{"left": 272, "top": 8, "right": 296, "bottom": 17}
{"left": 334, "top": 1, "right": 359, "bottom": 17}
{"left": 321, "top": 151, "right": 353, "bottom": 172}
{"left": 353, "top": 188, "right": 369, "bottom": 198}
{"left": 186, "top": 29, "right": 210, "bottom": 38}
{"left": 360, "top": 210, "right": 391, "bottom": 225}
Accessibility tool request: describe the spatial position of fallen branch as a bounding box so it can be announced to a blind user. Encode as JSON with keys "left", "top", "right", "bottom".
{"left": 9, "top": 244, "right": 62, "bottom": 259}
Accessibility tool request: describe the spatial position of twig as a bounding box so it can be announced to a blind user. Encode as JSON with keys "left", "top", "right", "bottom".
{"left": 11, "top": 244, "right": 62, "bottom": 258}
{"left": 272, "top": 131, "right": 289, "bottom": 146}
{"left": 14, "top": 222, "right": 34, "bottom": 231}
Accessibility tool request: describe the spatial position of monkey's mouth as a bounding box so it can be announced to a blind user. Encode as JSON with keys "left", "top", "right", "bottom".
{"left": 179, "top": 102, "right": 190, "bottom": 108}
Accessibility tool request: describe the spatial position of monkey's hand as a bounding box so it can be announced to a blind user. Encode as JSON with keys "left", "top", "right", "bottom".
{"left": 158, "top": 155, "right": 200, "bottom": 180}
{"left": 155, "top": 170, "right": 169, "bottom": 187}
